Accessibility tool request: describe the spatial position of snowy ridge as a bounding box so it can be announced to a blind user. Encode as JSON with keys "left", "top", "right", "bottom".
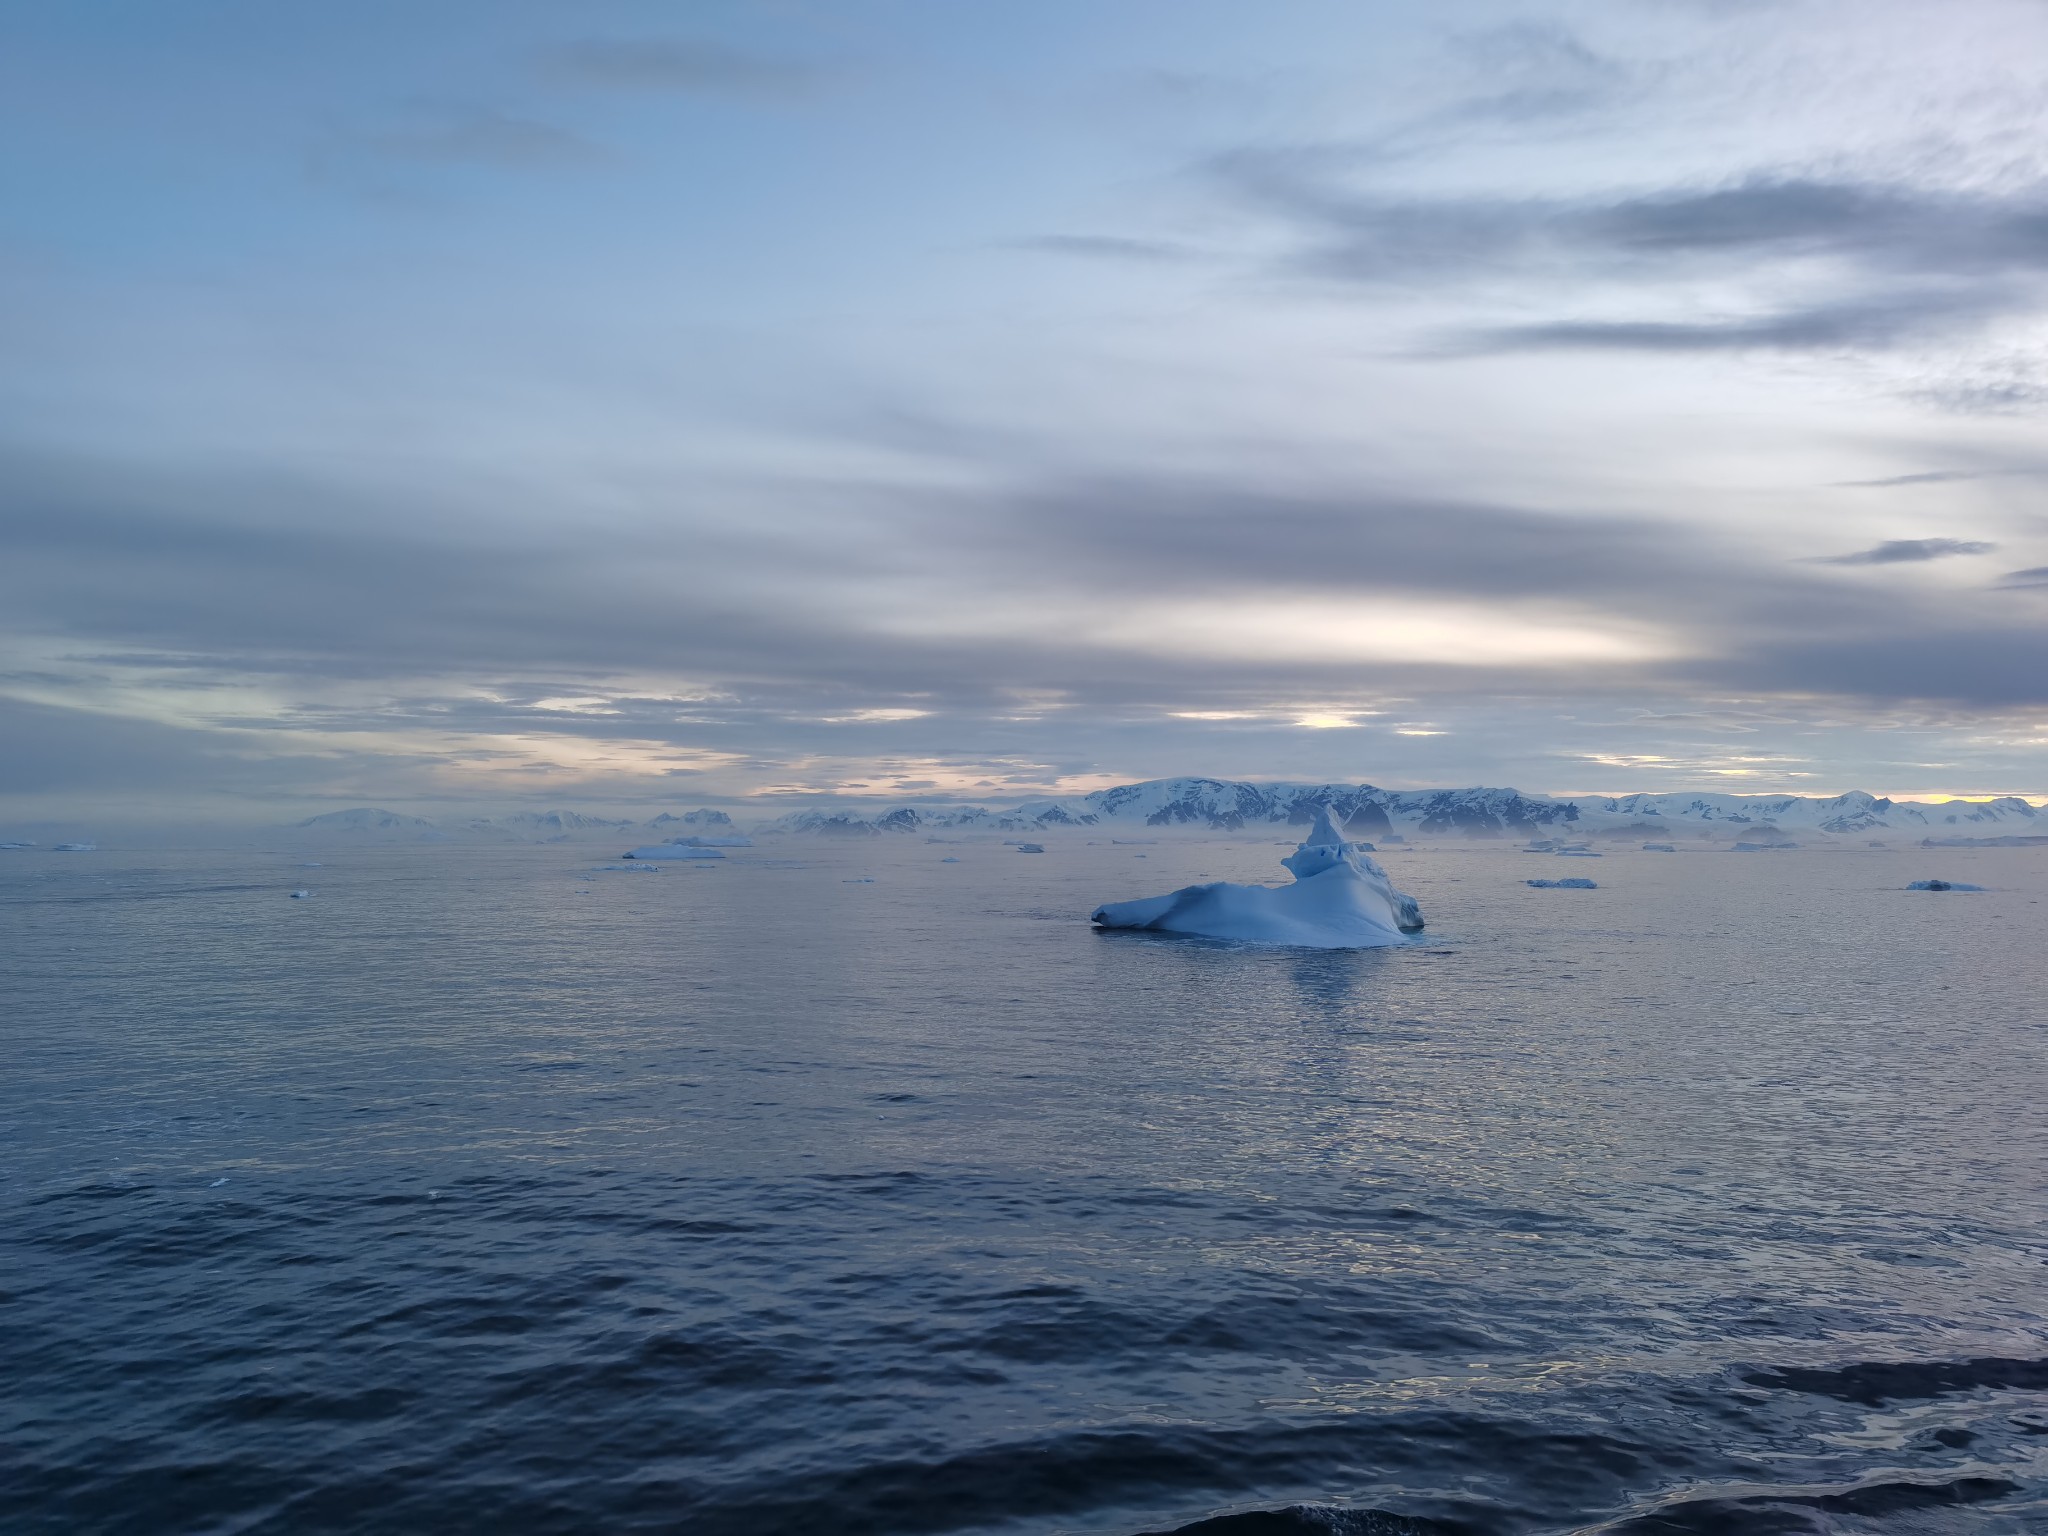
{"left": 759, "top": 780, "right": 2044, "bottom": 840}
{"left": 765, "top": 782, "right": 2031, "bottom": 843}
{"left": 287, "top": 784, "right": 2043, "bottom": 843}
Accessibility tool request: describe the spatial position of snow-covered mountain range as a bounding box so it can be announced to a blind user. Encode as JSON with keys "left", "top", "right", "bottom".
{"left": 763, "top": 780, "right": 2043, "bottom": 840}
{"left": 292, "top": 781, "right": 2041, "bottom": 844}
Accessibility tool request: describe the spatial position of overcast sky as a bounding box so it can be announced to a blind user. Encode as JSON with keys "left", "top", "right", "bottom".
{"left": 4, "top": 0, "right": 2047, "bottom": 819}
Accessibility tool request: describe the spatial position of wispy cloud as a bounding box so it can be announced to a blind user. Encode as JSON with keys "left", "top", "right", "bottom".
{"left": 360, "top": 108, "right": 602, "bottom": 169}
{"left": 1814, "top": 538, "right": 1997, "bottom": 565}
{"left": 1011, "top": 235, "right": 1192, "bottom": 262}
{"left": 1208, "top": 159, "right": 2048, "bottom": 357}
{"left": 1835, "top": 470, "right": 1982, "bottom": 488}
{"left": 545, "top": 38, "right": 828, "bottom": 98}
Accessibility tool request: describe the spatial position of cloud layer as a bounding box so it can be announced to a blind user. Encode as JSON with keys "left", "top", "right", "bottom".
{"left": 2, "top": 0, "right": 2046, "bottom": 815}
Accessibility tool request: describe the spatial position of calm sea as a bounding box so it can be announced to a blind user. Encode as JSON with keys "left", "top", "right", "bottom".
{"left": 4, "top": 836, "right": 2045, "bottom": 1534}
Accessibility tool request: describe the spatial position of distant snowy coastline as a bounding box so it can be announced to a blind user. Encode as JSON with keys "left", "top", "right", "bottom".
{"left": 283, "top": 778, "right": 2044, "bottom": 846}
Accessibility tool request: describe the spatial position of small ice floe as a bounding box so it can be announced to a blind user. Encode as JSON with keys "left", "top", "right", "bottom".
{"left": 209, "top": 1177, "right": 229, "bottom": 1187}
{"left": 0, "top": 840, "right": 33, "bottom": 850}
{"left": 844, "top": 877, "right": 875, "bottom": 883}
{"left": 1527, "top": 877, "right": 1598, "bottom": 889}
{"left": 53, "top": 842, "right": 96, "bottom": 853}
{"left": 622, "top": 843, "right": 725, "bottom": 860}
{"left": 1556, "top": 849, "right": 1601, "bottom": 858}
{"left": 1732, "top": 841, "right": 1795, "bottom": 852}
{"left": 940, "top": 856, "right": 961, "bottom": 863}
{"left": 1907, "top": 879, "right": 1985, "bottom": 892}
{"left": 1091, "top": 805, "right": 1423, "bottom": 949}
{"left": 1013, "top": 843, "right": 1046, "bottom": 854}
{"left": 289, "top": 889, "right": 313, "bottom": 899}
{"left": 299, "top": 862, "right": 323, "bottom": 868}
{"left": 1524, "top": 839, "right": 1558, "bottom": 852}
{"left": 1642, "top": 843, "right": 1676, "bottom": 852}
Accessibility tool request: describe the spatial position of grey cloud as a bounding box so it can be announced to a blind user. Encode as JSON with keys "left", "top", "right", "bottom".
{"left": 1013, "top": 235, "right": 1191, "bottom": 262}
{"left": 1911, "top": 377, "right": 2048, "bottom": 416}
{"left": 1689, "top": 629, "right": 2048, "bottom": 709}
{"left": 1453, "top": 292, "right": 1998, "bottom": 355}
{"left": 1836, "top": 470, "right": 1980, "bottom": 488}
{"left": 1999, "top": 566, "right": 2048, "bottom": 588}
{"left": 0, "top": 696, "right": 325, "bottom": 797}
{"left": 1815, "top": 538, "right": 1996, "bottom": 566}
{"left": 1439, "top": 20, "right": 1629, "bottom": 124}
{"left": 546, "top": 38, "right": 826, "bottom": 97}
{"left": 1219, "top": 168, "right": 2048, "bottom": 281}
{"left": 1209, "top": 160, "right": 2048, "bottom": 354}
{"left": 364, "top": 108, "right": 602, "bottom": 168}
{"left": 8, "top": 438, "right": 2048, "bottom": 812}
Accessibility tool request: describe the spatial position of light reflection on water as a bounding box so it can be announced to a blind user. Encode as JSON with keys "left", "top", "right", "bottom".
{"left": 3, "top": 837, "right": 2046, "bottom": 1534}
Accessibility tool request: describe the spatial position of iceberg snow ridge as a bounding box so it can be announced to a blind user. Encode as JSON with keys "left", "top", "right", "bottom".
{"left": 1090, "top": 806, "right": 1424, "bottom": 949}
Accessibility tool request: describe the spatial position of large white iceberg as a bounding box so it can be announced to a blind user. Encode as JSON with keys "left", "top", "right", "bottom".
{"left": 1090, "top": 806, "right": 1424, "bottom": 948}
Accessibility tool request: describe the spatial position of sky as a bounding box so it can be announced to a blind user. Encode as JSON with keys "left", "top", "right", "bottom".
{"left": 3, "top": 0, "right": 2047, "bottom": 820}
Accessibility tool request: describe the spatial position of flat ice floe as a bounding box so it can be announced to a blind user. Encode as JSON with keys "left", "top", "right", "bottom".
{"left": 1907, "top": 879, "right": 1985, "bottom": 892}
{"left": 622, "top": 844, "right": 726, "bottom": 860}
{"left": 1528, "top": 877, "right": 1598, "bottom": 889}
{"left": 1090, "top": 806, "right": 1423, "bottom": 949}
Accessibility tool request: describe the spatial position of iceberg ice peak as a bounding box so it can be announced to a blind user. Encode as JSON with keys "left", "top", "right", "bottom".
{"left": 1090, "top": 803, "right": 1424, "bottom": 948}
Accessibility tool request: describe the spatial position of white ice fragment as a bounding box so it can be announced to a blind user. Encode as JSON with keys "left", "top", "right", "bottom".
{"left": 0, "top": 840, "right": 34, "bottom": 850}
{"left": 1090, "top": 805, "right": 1423, "bottom": 949}
{"left": 54, "top": 842, "right": 96, "bottom": 852}
{"left": 289, "top": 889, "right": 313, "bottom": 898}
{"left": 1014, "top": 843, "right": 1045, "bottom": 853}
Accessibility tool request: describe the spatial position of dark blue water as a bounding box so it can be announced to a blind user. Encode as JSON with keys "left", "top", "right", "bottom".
{"left": 4, "top": 837, "right": 2046, "bottom": 1534}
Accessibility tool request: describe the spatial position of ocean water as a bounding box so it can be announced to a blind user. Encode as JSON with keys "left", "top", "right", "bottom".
{"left": 3, "top": 835, "right": 2046, "bottom": 1535}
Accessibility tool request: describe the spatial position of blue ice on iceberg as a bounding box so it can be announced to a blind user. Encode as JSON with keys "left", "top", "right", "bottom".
{"left": 1906, "top": 879, "right": 1984, "bottom": 892}
{"left": 1089, "top": 805, "right": 1423, "bottom": 949}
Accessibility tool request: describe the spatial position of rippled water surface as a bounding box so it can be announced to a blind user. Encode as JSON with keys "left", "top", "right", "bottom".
{"left": 4, "top": 837, "right": 2047, "bottom": 1534}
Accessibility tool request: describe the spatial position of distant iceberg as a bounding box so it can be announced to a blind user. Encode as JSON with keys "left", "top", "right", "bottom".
{"left": 1906, "top": 879, "right": 1984, "bottom": 892}
{"left": 647, "top": 808, "right": 734, "bottom": 829}
{"left": 1090, "top": 806, "right": 1423, "bottom": 948}
{"left": 1528, "top": 877, "right": 1598, "bottom": 889}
